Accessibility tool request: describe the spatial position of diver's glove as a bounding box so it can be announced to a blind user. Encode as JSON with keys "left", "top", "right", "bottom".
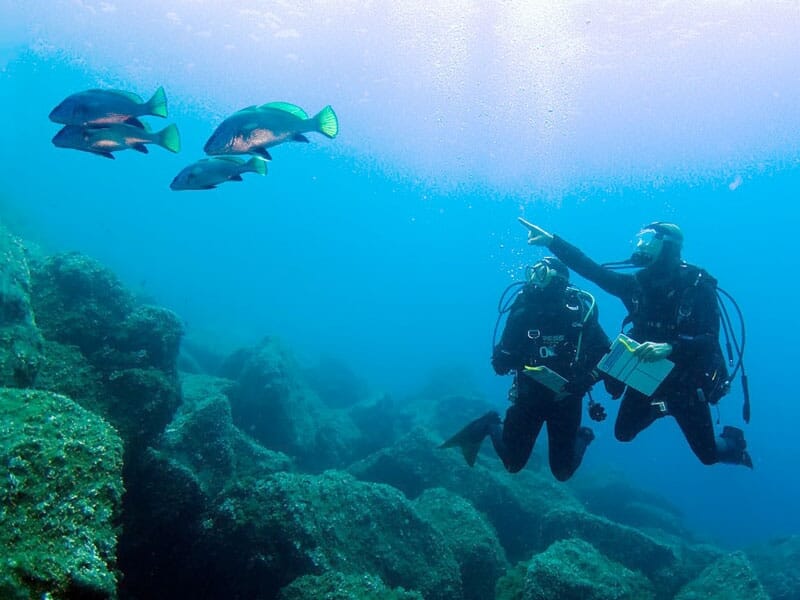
{"left": 588, "top": 399, "right": 607, "bottom": 422}
{"left": 491, "top": 348, "right": 515, "bottom": 375}
{"left": 603, "top": 376, "right": 625, "bottom": 400}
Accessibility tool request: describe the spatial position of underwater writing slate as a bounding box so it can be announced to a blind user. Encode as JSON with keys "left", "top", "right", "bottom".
{"left": 597, "top": 333, "right": 674, "bottom": 396}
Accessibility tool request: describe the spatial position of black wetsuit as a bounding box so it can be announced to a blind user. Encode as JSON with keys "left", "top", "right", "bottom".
{"left": 550, "top": 235, "right": 729, "bottom": 465}
{"left": 491, "top": 283, "right": 612, "bottom": 480}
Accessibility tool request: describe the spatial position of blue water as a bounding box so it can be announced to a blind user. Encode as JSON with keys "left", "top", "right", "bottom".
{"left": 2, "top": 1, "right": 799, "bottom": 549}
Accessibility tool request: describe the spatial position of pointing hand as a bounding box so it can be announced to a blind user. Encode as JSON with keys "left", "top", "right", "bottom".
{"left": 518, "top": 218, "right": 554, "bottom": 247}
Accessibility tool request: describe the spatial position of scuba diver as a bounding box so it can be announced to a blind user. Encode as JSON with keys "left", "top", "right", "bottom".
{"left": 519, "top": 219, "right": 752, "bottom": 468}
{"left": 440, "top": 257, "right": 621, "bottom": 481}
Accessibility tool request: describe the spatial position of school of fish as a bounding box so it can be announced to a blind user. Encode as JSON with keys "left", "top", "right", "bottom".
{"left": 49, "top": 87, "right": 339, "bottom": 191}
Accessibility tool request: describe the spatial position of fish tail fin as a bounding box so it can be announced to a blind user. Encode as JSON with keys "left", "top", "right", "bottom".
{"left": 157, "top": 123, "right": 181, "bottom": 153}
{"left": 147, "top": 86, "right": 168, "bottom": 118}
{"left": 246, "top": 156, "right": 268, "bottom": 176}
{"left": 313, "top": 105, "right": 339, "bottom": 139}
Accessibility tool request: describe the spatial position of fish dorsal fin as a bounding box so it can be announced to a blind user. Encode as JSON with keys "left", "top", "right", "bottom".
{"left": 214, "top": 156, "right": 245, "bottom": 165}
{"left": 112, "top": 90, "right": 145, "bottom": 103}
{"left": 234, "top": 105, "right": 259, "bottom": 113}
{"left": 259, "top": 102, "right": 308, "bottom": 119}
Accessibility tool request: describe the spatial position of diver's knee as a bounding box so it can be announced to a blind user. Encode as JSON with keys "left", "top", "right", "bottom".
{"left": 552, "top": 467, "right": 573, "bottom": 482}
{"left": 503, "top": 459, "right": 525, "bottom": 474}
{"left": 698, "top": 452, "right": 717, "bottom": 466}
{"left": 615, "top": 429, "right": 635, "bottom": 442}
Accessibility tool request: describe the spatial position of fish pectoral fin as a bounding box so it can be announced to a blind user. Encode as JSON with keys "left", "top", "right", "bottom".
{"left": 229, "top": 174, "right": 244, "bottom": 181}
{"left": 132, "top": 144, "right": 149, "bottom": 154}
{"left": 124, "top": 117, "right": 147, "bottom": 129}
{"left": 252, "top": 148, "right": 272, "bottom": 160}
{"left": 292, "top": 133, "right": 310, "bottom": 143}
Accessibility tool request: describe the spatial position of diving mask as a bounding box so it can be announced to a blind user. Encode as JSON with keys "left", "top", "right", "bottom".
{"left": 631, "top": 229, "right": 664, "bottom": 265}
{"left": 526, "top": 258, "right": 568, "bottom": 289}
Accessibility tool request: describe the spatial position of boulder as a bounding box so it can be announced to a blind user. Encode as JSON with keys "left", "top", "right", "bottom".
{"left": 0, "top": 225, "right": 43, "bottom": 387}
{"left": 0, "top": 389, "right": 123, "bottom": 599}
{"left": 523, "top": 538, "right": 656, "bottom": 600}
{"left": 414, "top": 487, "right": 508, "bottom": 600}
{"left": 211, "top": 470, "right": 463, "bottom": 599}
{"left": 674, "top": 551, "right": 769, "bottom": 599}
{"left": 278, "top": 571, "right": 424, "bottom": 600}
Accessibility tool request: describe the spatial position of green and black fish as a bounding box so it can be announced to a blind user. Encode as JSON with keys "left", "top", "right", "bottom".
{"left": 49, "top": 86, "right": 168, "bottom": 126}
{"left": 170, "top": 156, "right": 268, "bottom": 191}
{"left": 52, "top": 122, "right": 181, "bottom": 158}
{"left": 204, "top": 102, "right": 338, "bottom": 159}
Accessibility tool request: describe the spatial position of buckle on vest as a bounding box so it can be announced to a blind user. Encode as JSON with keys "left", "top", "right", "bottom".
{"left": 650, "top": 400, "right": 667, "bottom": 414}
{"left": 527, "top": 329, "right": 541, "bottom": 340}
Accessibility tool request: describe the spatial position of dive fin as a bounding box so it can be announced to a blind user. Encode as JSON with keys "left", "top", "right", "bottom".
{"left": 439, "top": 412, "right": 500, "bottom": 467}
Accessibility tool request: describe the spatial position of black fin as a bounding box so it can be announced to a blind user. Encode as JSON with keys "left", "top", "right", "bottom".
{"left": 292, "top": 133, "right": 310, "bottom": 143}
{"left": 439, "top": 412, "right": 499, "bottom": 467}
{"left": 230, "top": 174, "right": 243, "bottom": 181}
{"left": 124, "top": 117, "right": 146, "bottom": 129}
{"left": 99, "top": 152, "right": 115, "bottom": 159}
{"left": 252, "top": 148, "right": 272, "bottom": 160}
{"left": 132, "top": 144, "right": 149, "bottom": 154}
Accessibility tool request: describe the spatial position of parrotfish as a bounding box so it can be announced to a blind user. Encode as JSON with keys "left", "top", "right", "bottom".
{"left": 49, "top": 86, "right": 168, "bottom": 126}
{"left": 52, "top": 122, "right": 181, "bottom": 158}
{"left": 203, "top": 102, "right": 338, "bottom": 159}
{"left": 170, "top": 156, "right": 268, "bottom": 191}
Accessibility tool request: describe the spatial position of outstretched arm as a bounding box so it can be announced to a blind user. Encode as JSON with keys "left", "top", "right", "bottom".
{"left": 518, "top": 218, "right": 635, "bottom": 300}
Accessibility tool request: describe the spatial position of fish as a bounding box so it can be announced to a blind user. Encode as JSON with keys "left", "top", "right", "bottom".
{"left": 170, "top": 156, "right": 268, "bottom": 191}
{"left": 52, "top": 122, "right": 181, "bottom": 158}
{"left": 49, "top": 86, "right": 168, "bottom": 126}
{"left": 203, "top": 102, "right": 338, "bottom": 159}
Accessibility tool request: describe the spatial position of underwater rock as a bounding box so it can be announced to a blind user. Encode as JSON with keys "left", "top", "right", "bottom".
{"left": 539, "top": 507, "right": 676, "bottom": 579}
{"left": 105, "top": 366, "right": 182, "bottom": 449}
{"left": 113, "top": 304, "right": 184, "bottom": 372}
{"left": 161, "top": 373, "right": 294, "bottom": 495}
{"left": 414, "top": 487, "right": 509, "bottom": 600}
{"left": 116, "top": 447, "right": 213, "bottom": 600}
{"left": 674, "top": 550, "right": 769, "bottom": 599}
{"left": 522, "top": 538, "right": 656, "bottom": 600}
{"left": 30, "top": 251, "right": 184, "bottom": 450}
{"left": 746, "top": 535, "right": 800, "bottom": 600}
{"left": 348, "top": 391, "right": 416, "bottom": 456}
{"left": 210, "top": 470, "right": 463, "bottom": 600}
{"left": 34, "top": 339, "right": 107, "bottom": 416}
{"left": 568, "top": 471, "right": 689, "bottom": 538}
{"left": 0, "top": 225, "right": 43, "bottom": 387}
{"left": 302, "top": 353, "right": 371, "bottom": 409}
{"left": 278, "top": 571, "right": 424, "bottom": 600}
{"left": 0, "top": 388, "right": 123, "bottom": 599}
{"left": 219, "top": 336, "right": 361, "bottom": 471}
{"left": 350, "top": 427, "right": 582, "bottom": 562}
{"left": 30, "top": 251, "right": 135, "bottom": 361}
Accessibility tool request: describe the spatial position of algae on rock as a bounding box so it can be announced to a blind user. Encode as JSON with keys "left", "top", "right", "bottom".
{"left": 0, "top": 388, "right": 124, "bottom": 599}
